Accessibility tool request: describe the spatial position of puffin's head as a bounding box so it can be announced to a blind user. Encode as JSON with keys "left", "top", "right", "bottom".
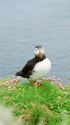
{"left": 34, "top": 46, "right": 45, "bottom": 58}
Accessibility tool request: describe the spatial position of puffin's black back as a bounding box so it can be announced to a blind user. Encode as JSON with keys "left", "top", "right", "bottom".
{"left": 15, "top": 55, "right": 46, "bottom": 79}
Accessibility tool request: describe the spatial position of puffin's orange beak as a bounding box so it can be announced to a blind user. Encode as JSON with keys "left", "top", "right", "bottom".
{"left": 39, "top": 49, "right": 42, "bottom": 58}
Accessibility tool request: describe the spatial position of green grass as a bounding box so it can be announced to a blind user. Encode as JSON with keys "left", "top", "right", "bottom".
{"left": 0, "top": 78, "right": 70, "bottom": 125}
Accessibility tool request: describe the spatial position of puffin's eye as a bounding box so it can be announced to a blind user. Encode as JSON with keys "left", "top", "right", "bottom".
{"left": 35, "top": 48, "right": 37, "bottom": 51}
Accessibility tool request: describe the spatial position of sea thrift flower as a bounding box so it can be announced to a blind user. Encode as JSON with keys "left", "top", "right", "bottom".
{"left": 57, "top": 82, "right": 60, "bottom": 85}
{"left": 59, "top": 84, "right": 62, "bottom": 87}
{"left": 51, "top": 83, "right": 54, "bottom": 86}
{"left": 8, "top": 86, "right": 11, "bottom": 89}
{"left": 17, "top": 77, "right": 21, "bottom": 81}
{"left": 37, "top": 80, "right": 40, "bottom": 83}
{"left": 58, "top": 79, "right": 61, "bottom": 82}
{"left": 52, "top": 79, "right": 55, "bottom": 82}
{"left": 41, "top": 78, "right": 46, "bottom": 80}
{"left": 49, "top": 77, "right": 52, "bottom": 81}
{"left": 13, "top": 76, "right": 15, "bottom": 78}
{"left": 34, "top": 83, "right": 37, "bottom": 85}
{"left": 2, "top": 83, "right": 5, "bottom": 86}
{"left": 10, "top": 85, "right": 13, "bottom": 88}
{"left": 6, "top": 81, "right": 9, "bottom": 84}
{"left": 16, "top": 79, "right": 18, "bottom": 83}
{"left": 13, "top": 79, "right": 17, "bottom": 83}
{"left": 64, "top": 92, "right": 67, "bottom": 95}
{"left": 52, "top": 76, "right": 55, "bottom": 79}
{"left": 45, "top": 78, "right": 48, "bottom": 80}
{"left": 9, "top": 80, "right": 13, "bottom": 84}
{"left": 58, "top": 96, "right": 61, "bottom": 100}
{"left": 60, "top": 86, "right": 64, "bottom": 90}
{"left": 68, "top": 77, "right": 70, "bottom": 80}
{"left": 13, "top": 87, "right": 15, "bottom": 90}
{"left": 14, "top": 83, "right": 17, "bottom": 85}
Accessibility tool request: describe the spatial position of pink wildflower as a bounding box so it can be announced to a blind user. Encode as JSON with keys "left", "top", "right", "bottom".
{"left": 13, "top": 87, "right": 15, "bottom": 90}
{"left": 13, "top": 76, "right": 15, "bottom": 78}
{"left": 2, "top": 83, "right": 5, "bottom": 86}
{"left": 35, "top": 83, "right": 37, "bottom": 85}
{"left": 49, "top": 77, "right": 52, "bottom": 81}
{"left": 13, "top": 79, "right": 17, "bottom": 83}
{"left": 64, "top": 92, "right": 67, "bottom": 95}
{"left": 9, "top": 80, "right": 13, "bottom": 84}
{"left": 6, "top": 81, "right": 9, "bottom": 84}
{"left": 14, "top": 83, "right": 17, "bottom": 85}
{"left": 16, "top": 79, "right": 18, "bottom": 83}
{"left": 59, "top": 84, "right": 62, "bottom": 87}
{"left": 45, "top": 78, "right": 48, "bottom": 80}
{"left": 51, "top": 83, "right": 54, "bottom": 86}
{"left": 58, "top": 79, "right": 61, "bottom": 82}
{"left": 17, "top": 77, "right": 21, "bottom": 81}
{"left": 57, "top": 82, "right": 60, "bottom": 85}
{"left": 41, "top": 78, "right": 46, "bottom": 80}
{"left": 52, "top": 76, "right": 55, "bottom": 79}
{"left": 37, "top": 80, "right": 40, "bottom": 83}
{"left": 60, "top": 86, "right": 64, "bottom": 90}
{"left": 52, "top": 79, "right": 55, "bottom": 82}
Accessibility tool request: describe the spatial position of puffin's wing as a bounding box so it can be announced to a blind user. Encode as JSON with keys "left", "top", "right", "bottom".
{"left": 15, "top": 58, "right": 36, "bottom": 78}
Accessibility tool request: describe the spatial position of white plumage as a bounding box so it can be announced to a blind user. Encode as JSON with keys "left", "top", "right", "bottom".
{"left": 29, "top": 58, "right": 51, "bottom": 80}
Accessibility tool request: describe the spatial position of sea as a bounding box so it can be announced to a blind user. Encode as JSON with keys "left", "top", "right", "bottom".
{"left": 0, "top": 0, "right": 70, "bottom": 85}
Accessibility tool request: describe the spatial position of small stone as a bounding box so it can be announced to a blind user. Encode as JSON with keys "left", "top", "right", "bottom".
{"left": 52, "top": 90, "right": 54, "bottom": 93}
{"left": 58, "top": 96, "right": 61, "bottom": 100}
{"left": 23, "top": 88, "right": 24, "bottom": 91}
{"left": 45, "top": 121, "right": 47, "bottom": 125}
{"left": 1, "top": 77, "right": 2, "bottom": 80}
{"left": 19, "top": 88, "right": 21, "bottom": 91}
{"left": 9, "top": 89, "right": 12, "bottom": 91}
{"left": 29, "top": 87, "right": 31, "bottom": 90}
{"left": 68, "top": 77, "right": 70, "bottom": 80}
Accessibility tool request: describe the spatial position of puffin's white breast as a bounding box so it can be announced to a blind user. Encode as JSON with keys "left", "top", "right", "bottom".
{"left": 30, "top": 58, "right": 51, "bottom": 80}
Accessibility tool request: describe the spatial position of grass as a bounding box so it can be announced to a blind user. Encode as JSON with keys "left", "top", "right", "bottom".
{"left": 0, "top": 77, "right": 70, "bottom": 125}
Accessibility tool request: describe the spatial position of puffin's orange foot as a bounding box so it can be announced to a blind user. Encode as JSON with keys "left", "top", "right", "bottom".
{"left": 30, "top": 81, "right": 41, "bottom": 87}
{"left": 32, "top": 83, "right": 41, "bottom": 87}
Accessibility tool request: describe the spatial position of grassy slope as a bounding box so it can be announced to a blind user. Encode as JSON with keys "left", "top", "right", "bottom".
{"left": 0, "top": 78, "right": 70, "bottom": 125}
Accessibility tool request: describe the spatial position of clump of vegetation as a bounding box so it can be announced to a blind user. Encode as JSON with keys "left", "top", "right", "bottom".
{"left": 0, "top": 76, "right": 70, "bottom": 125}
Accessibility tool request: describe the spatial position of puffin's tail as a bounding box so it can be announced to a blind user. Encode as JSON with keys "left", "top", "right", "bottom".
{"left": 15, "top": 71, "right": 23, "bottom": 76}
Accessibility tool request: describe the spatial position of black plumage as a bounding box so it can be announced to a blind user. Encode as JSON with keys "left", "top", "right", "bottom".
{"left": 15, "top": 55, "right": 46, "bottom": 79}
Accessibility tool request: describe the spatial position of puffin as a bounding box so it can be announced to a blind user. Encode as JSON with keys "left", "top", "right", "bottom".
{"left": 15, "top": 46, "right": 51, "bottom": 86}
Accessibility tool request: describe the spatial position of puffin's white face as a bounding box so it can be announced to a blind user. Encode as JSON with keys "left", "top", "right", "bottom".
{"left": 34, "top": 46, "right": 45, "bottom": 58}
